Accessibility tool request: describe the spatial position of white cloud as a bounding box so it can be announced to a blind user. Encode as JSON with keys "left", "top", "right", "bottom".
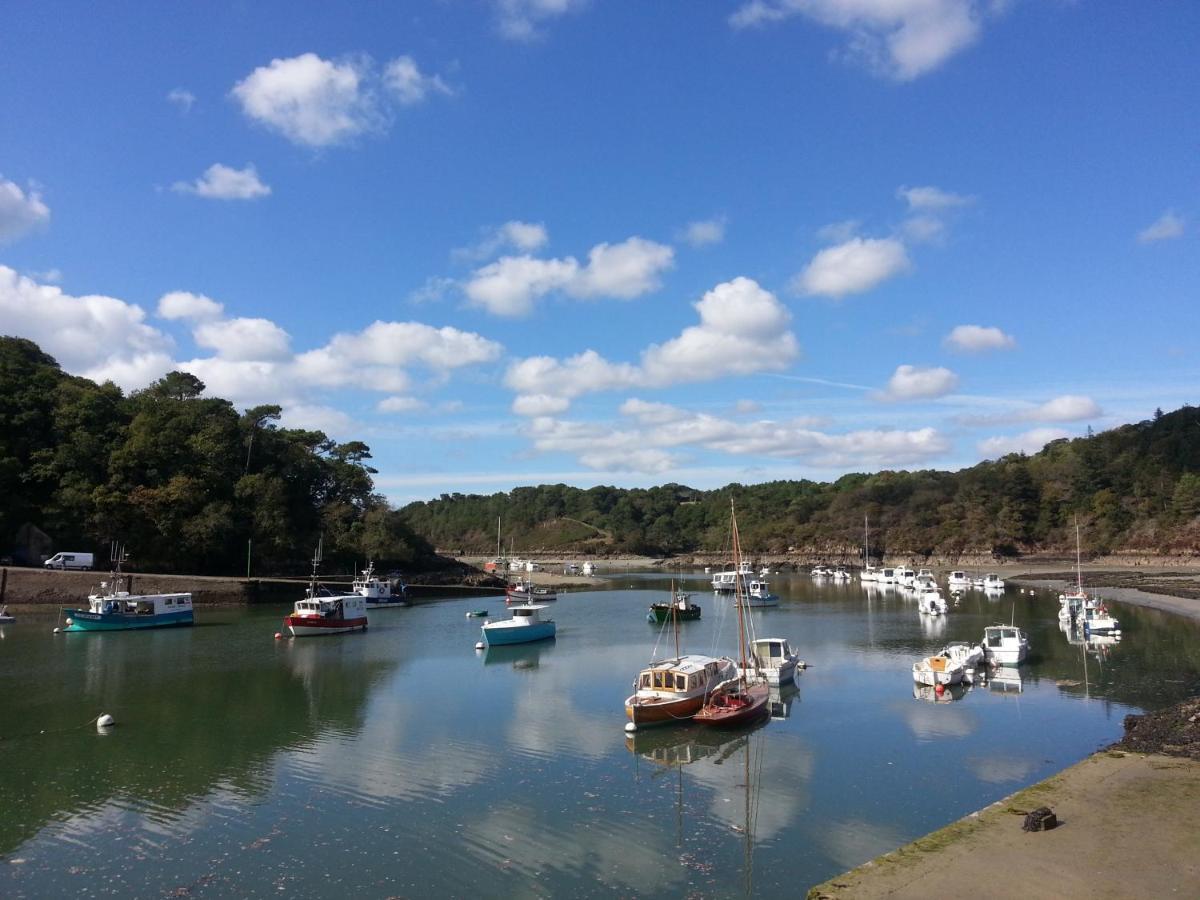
{"left": 569, "top": 238, "right": 674, "bottom": 299}
{"left": 0, "top": 266, "right": 174, "bottom": 390}
{"left": 816, "top": 219, "right": 861, "bottom": 243}
{"left": 494, "top": 0, "right": 587, "bottom": 40}
{"left": 193, "top": 317, "right": 292, "bottom": 361}
{"left": 278, "top": 403, "right": 356, "bottom": 436}
{"left": 383, "top": 55, "right": 453, "bottom": 105}
{"left": 377, "top": 395, "right": 427, "bottom": 413}
{"left": 512, "top": 394, "right": 574, "bottom": 416}
{"left": 943, "top": 324, "right": 1015, "bottom": 353}
{"left": 730, "top": 0, "right": 985, "bottom": 81}
{"left": 172, "top": 163, "right": 271, "bottom": 200}
{"left": 505, "top": 276, "right": 799, "bottom": 412}
{"left": 897, "top": 185, "right": 973, "bottom": 210}
{"left": 878, "top": 364, "right": 959, "bottom": 401}
{"left": 167, "top": 88, "right": 196, "bottom": 112}
{"left": 795, "top": 236, "right": 911, "bottom": 298}
{"left": 1137, "top": 210, "right": 1184, "bottom": 244}
{"left": 0, "top": 176, "right": 50, "bottom": 244}
{"left": 680, "top": 217, "right": 726, "bottom": 247}
{"left": 157, "top": 291, "right": 224, "bottom": 321}
{"left": 1025, "top": 395, "right": 1100, "bottom": 423}
{"left": 463, "top": 236, "right": 673, "bottom": 316}
{"left": 231, "top": 52, "right": 450, "bottom": 147}
{"left": 463, "top": 255, "right": 578, "bottom": 316}
{"left": 453, "top": 220, "right": 549, "bottom": 262}
{"left": 526, "top": 404, "right": 950, "bottom": 473}
{"left": 978, "top": 428, "right": 1070, "bottom": 458}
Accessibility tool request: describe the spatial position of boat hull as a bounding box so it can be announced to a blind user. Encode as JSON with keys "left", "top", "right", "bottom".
{"left": 481, "top": 622, "right": 556, "bottom": 645}
{"left": 693, "top": 682, "right": 771, "bottom": 728}
{"left": 648, "top": 604, "right": 701, "bottom": 623}
{"left": 624, "top": 693, "right": 707, "bottom": 727}
{"left": 506, "top": 591, "right": 557, "bottom": 603}
{"left": 63, "top": 609, "right": 193, "bottom": 631}
{"left": 284, "top": 615, "right": 368, "bottom": 636}
{"left": 365, "top": 599, "right": 407, "bottom": 608}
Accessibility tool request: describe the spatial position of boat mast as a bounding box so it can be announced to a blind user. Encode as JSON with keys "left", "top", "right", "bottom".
{"left": 864, "top": 513, "right": 870, "bottom": 567}
{"left": 496, "top": 514, "right": 502, "bottom": 561}
{"left": 731, "top": 500, "right": 750, "bottom": 683}
{"left": 308, "top": 536, "right": 323, "bottom": 597}
{"left": 671, "top": 579, "right": 681, "bottom": 660}
{"left": 1074, "top": 515, "right": 1083, "bottom": 593}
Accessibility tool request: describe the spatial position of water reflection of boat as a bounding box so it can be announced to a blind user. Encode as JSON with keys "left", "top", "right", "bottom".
{"left": 482, "top": 641, "right": 554, "bottom": 669}
{"left": 912, "top": 681, "right": 968, "bottom": 702}
{"left": 985, "top": 665, "right": 1023, "bottom": 693}
{"left": 625, "top": 718, "right": 766, "bottom": 768}
{"left": 768, "top": 681, "right": 799, "bottom": 720}
{"left": 918, "top": 613, "right": 947, "bottom": 639}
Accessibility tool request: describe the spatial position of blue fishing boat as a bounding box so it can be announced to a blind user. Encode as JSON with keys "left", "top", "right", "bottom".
{"left": 480, "top": 604, "right": 555, "bottom": 646}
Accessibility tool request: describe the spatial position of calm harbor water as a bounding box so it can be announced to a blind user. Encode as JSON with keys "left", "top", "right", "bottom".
{"left": 3, "top": 573, "right": 1200, "bottom": 897}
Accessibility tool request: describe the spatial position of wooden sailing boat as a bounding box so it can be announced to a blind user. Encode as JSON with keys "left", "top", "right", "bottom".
{"left": 694, "top": 501, "right": 770, "bottom": 727}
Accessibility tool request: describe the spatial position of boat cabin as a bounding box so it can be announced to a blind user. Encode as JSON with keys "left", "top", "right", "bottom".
{"left": 749, "top": 638, "right": 794, "bottom": 669}
{"left": 635, "top": 656, "right": 725, "bottom": 697}
{"left": 88, "top": 592, "right": 191, "bottom": 616}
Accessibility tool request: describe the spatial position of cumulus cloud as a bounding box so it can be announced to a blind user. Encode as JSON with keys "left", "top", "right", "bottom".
{"left": 157, "top": 291, "right": 224, "bottom": 321}
{"left": 494, "top": 0, "right": 587, "bottom": 40}
{"left": 377, "top": 395, "right": 427, "bottom": 413}
{"left": 0, "top": 176, "right": 50, "bottom": 244}
{"left": 877, "top": 364, "right": 959, "bottom": 401}
{"left": 453, "top": 220, "right": 550, "bottom": 262}
{"left": 524, "top": 402, "right": 949, "bottom": 473}
{"left": 0, "top": 266, "right": 174, "bottom": 390}
{"left": 278, "top": 403, "right": 356, "bottom": 436}
{"left": 795, "top": 236, "right": 911, "bottom": 298}
{"left": 943, "top": 324, "right": 1015, "bottom": 353}
{"left": 1137, "top": 210, "right": 1184, "bottom": 244}
{"left": 730, "top": 0, "right": 986, "bottom": 80}
{"left": 193, "top": 317, "right": 292, "bottom": 361}
{"left": 167, "top": 88, "right": 196, "bottom": 112}
{"left": 978, "top": 428, "right": 1070, "bottom": 458}
{"left": 464, "top": 236, "right": 674, "bottom": 316}
{"left": 512, "top": 394, "right": 574, "bottom": 417}
{"left": 172, "top": 163, "right": 271, "bottom": 200}
{"left": 231, "top": 52, "right": 450, "bottom": 147}
{"left": 956, "top": 394, "right": 1101, "bottom": 427}
{"left": 680, "top": 217, "right": 726, "bottom": 247}
{"left": 505, "top": 277, "right": 799, "bottom": 413}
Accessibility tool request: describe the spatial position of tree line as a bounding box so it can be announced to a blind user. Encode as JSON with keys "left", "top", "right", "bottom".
{"left": 399, "top": 405, "right": 1200, "bottom": 559}
{"left": 0, "top": 337, "right": 434, "bottom": 574}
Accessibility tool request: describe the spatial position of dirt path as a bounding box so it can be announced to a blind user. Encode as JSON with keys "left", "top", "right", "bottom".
{"left": 808, "top": 751, "right": 1200, "bottom": 899}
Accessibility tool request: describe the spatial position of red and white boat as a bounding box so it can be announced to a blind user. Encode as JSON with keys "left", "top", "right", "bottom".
{"left": 283, "top": 541, "right": 368, "bottom": 637}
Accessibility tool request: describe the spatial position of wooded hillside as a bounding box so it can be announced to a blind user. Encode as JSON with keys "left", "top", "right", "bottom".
{"left": 399, "top": 406, "right": 1200, "bottom": 559}
{"left": 0, "top": 337, "right": 434, "bottom": 574}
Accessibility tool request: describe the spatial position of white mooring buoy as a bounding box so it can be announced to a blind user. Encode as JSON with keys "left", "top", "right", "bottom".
{"left": 624, "top": 722, "right": 637, "bottom": 733}
{"left": 64, "top": 617, "right": 74, "bottom": 626}
{"left": 475, "top": 641, "right": 486, "bottom": 650}
{"left": 53, "top": 627, "right": 61, "bottom": 634}
{"left": 96, "top": 713, "right": 115, "bottom": 729}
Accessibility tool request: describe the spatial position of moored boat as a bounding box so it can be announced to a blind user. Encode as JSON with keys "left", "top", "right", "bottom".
{"left": 62, "top": 547, "right": 193, "bottom": 632}
{"left": 624, "top": 654, "right": 737, "bottom": 727}
{"left": 283, "top": 541, "right": 368, "bottom": 637}
{"left": 648, "top": 590, "right": 701, "bottom": 623}
{"left": 506, "top": 578, "right": 558, "bottom": 603}
{"left": 481, "top": 604, "right": 556, "bottom": 646}
{"left": 738, "top": 579, "right": 779, "bottom": 607}
{"left": 0, "top": 605, "right": 14, "bottom": 624}
{"left": 912, "top": 653, "right": 964, "bottom": 686}
{"left": 354, "top": 561, "right": 406, "bottom": 608}
{"left": 916, "top": 586, "right": 948, "bottom": 616}
{"left": 947, "top": 570, "right": 971, "bottom": 589}
{"left": 738, "top": 637, "right": 803, "bottom": 684}
{"left": 982, "top": 624, "right": 1029, "bottom": 665}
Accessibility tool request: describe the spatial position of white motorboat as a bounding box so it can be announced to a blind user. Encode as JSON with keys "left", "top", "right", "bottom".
{"left": 912, "top": 574, "right": 937, "bottom": 592}
{"left": 1076, "top": 599, "right": 1121, "bottom": 635}
{"left": 739, "top": 637, "right": 803, "bottom": 684}
{"left": 912, "top": 653, "right": 964, "bottom": 686}
{"left": 739, "top": 579, "right": 779, "bottom": 607}
{"left": 916, "top": 568, "right": 935, "bottom": 581}
{"left": 982, "top": 625, "right": 1029, "bottom": 665}
{"left": 896, "top": 566, "right": 916, "bottom": 589}
{"left": 916, "top": 587, "right": 948, "bottom": 616}
{"left": 941, "top": 641, "right": 987, "bottom": 682}
{"left": 712, "top": 561, "right": 753, "bottom": 592}
{"left": 878, "top": 567, "right": 897, "bottom": 585}
{"left": 831, "top": 566, "right": 850, "bottom": 580}
{"left": 810, "top": 565, "right": 831, "bottom": 578}
{"left": 981, "top": 573, "right": 1005, "bottom": 591}
{"left": 947, "top": 570, "right": 971, "bottom": 589}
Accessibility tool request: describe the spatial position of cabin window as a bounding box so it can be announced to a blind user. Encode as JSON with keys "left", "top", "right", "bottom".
{"left": 768, "top": 644, "right": 782, "bottom": 660}
{"left": 674, "top": 674, "right": 686, "bottom": 690}
{"left": 165, "top": 598, "right": 173, "bottom": 605}
{"left": 515, "top": 610, "right": 530, "bottom": 617}
{"left": 987, "top": 632, "right": 1002, "bottom": 647}
{"left": 653, "top": 671, "right": 666, "bottom": 689}
{"left": 640, "top": 673, "right": 651, "bottom": 689}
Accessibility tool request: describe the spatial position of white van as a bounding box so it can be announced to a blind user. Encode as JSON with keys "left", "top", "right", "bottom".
{"left": 44, "top": 552, "right": 94, "bottom": 570}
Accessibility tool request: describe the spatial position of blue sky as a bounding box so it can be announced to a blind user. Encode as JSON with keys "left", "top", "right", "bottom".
{"left": 2, "top": 1, "right": 1197, "bottom": 504}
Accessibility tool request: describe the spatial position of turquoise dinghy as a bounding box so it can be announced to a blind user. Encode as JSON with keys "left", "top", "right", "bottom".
{"left": 480, "top": 604, "right": 555, "bottom": 646}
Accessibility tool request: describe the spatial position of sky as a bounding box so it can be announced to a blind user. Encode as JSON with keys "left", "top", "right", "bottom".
{"left": 1, "top": 1, "right": 1198, "bottom": 506}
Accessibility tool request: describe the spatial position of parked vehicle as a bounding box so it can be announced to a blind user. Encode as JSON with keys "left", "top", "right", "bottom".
{"left": 44, "top": 552, "right": 94, "bottom": 570}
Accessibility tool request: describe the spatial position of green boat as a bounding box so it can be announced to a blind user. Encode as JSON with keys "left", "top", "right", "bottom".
{"left": 466, "top": 610, "right": 490, "bottom": 618}
{"left": 647, "top": 592, "right": 701, "bottom": 624}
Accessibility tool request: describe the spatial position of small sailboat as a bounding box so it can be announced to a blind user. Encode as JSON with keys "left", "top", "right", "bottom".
{"left": 283, "top": 540, "right": 368, "bottom": 637}
{"left": 695, "top": 502, "right": 771, "bottom": 728}
{"left": 0, "top": 605, "right": 15, "bottom": 624}
{"left": 860, "top": 514, "right": 878, "bottom": 583}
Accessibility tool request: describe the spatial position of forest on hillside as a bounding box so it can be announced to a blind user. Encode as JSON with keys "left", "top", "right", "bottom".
{"left": 0, "top": 337, "right": 434, "bottom": 574}
{"left": 399, "top": 406, "right": 1200, "bottom": 560}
